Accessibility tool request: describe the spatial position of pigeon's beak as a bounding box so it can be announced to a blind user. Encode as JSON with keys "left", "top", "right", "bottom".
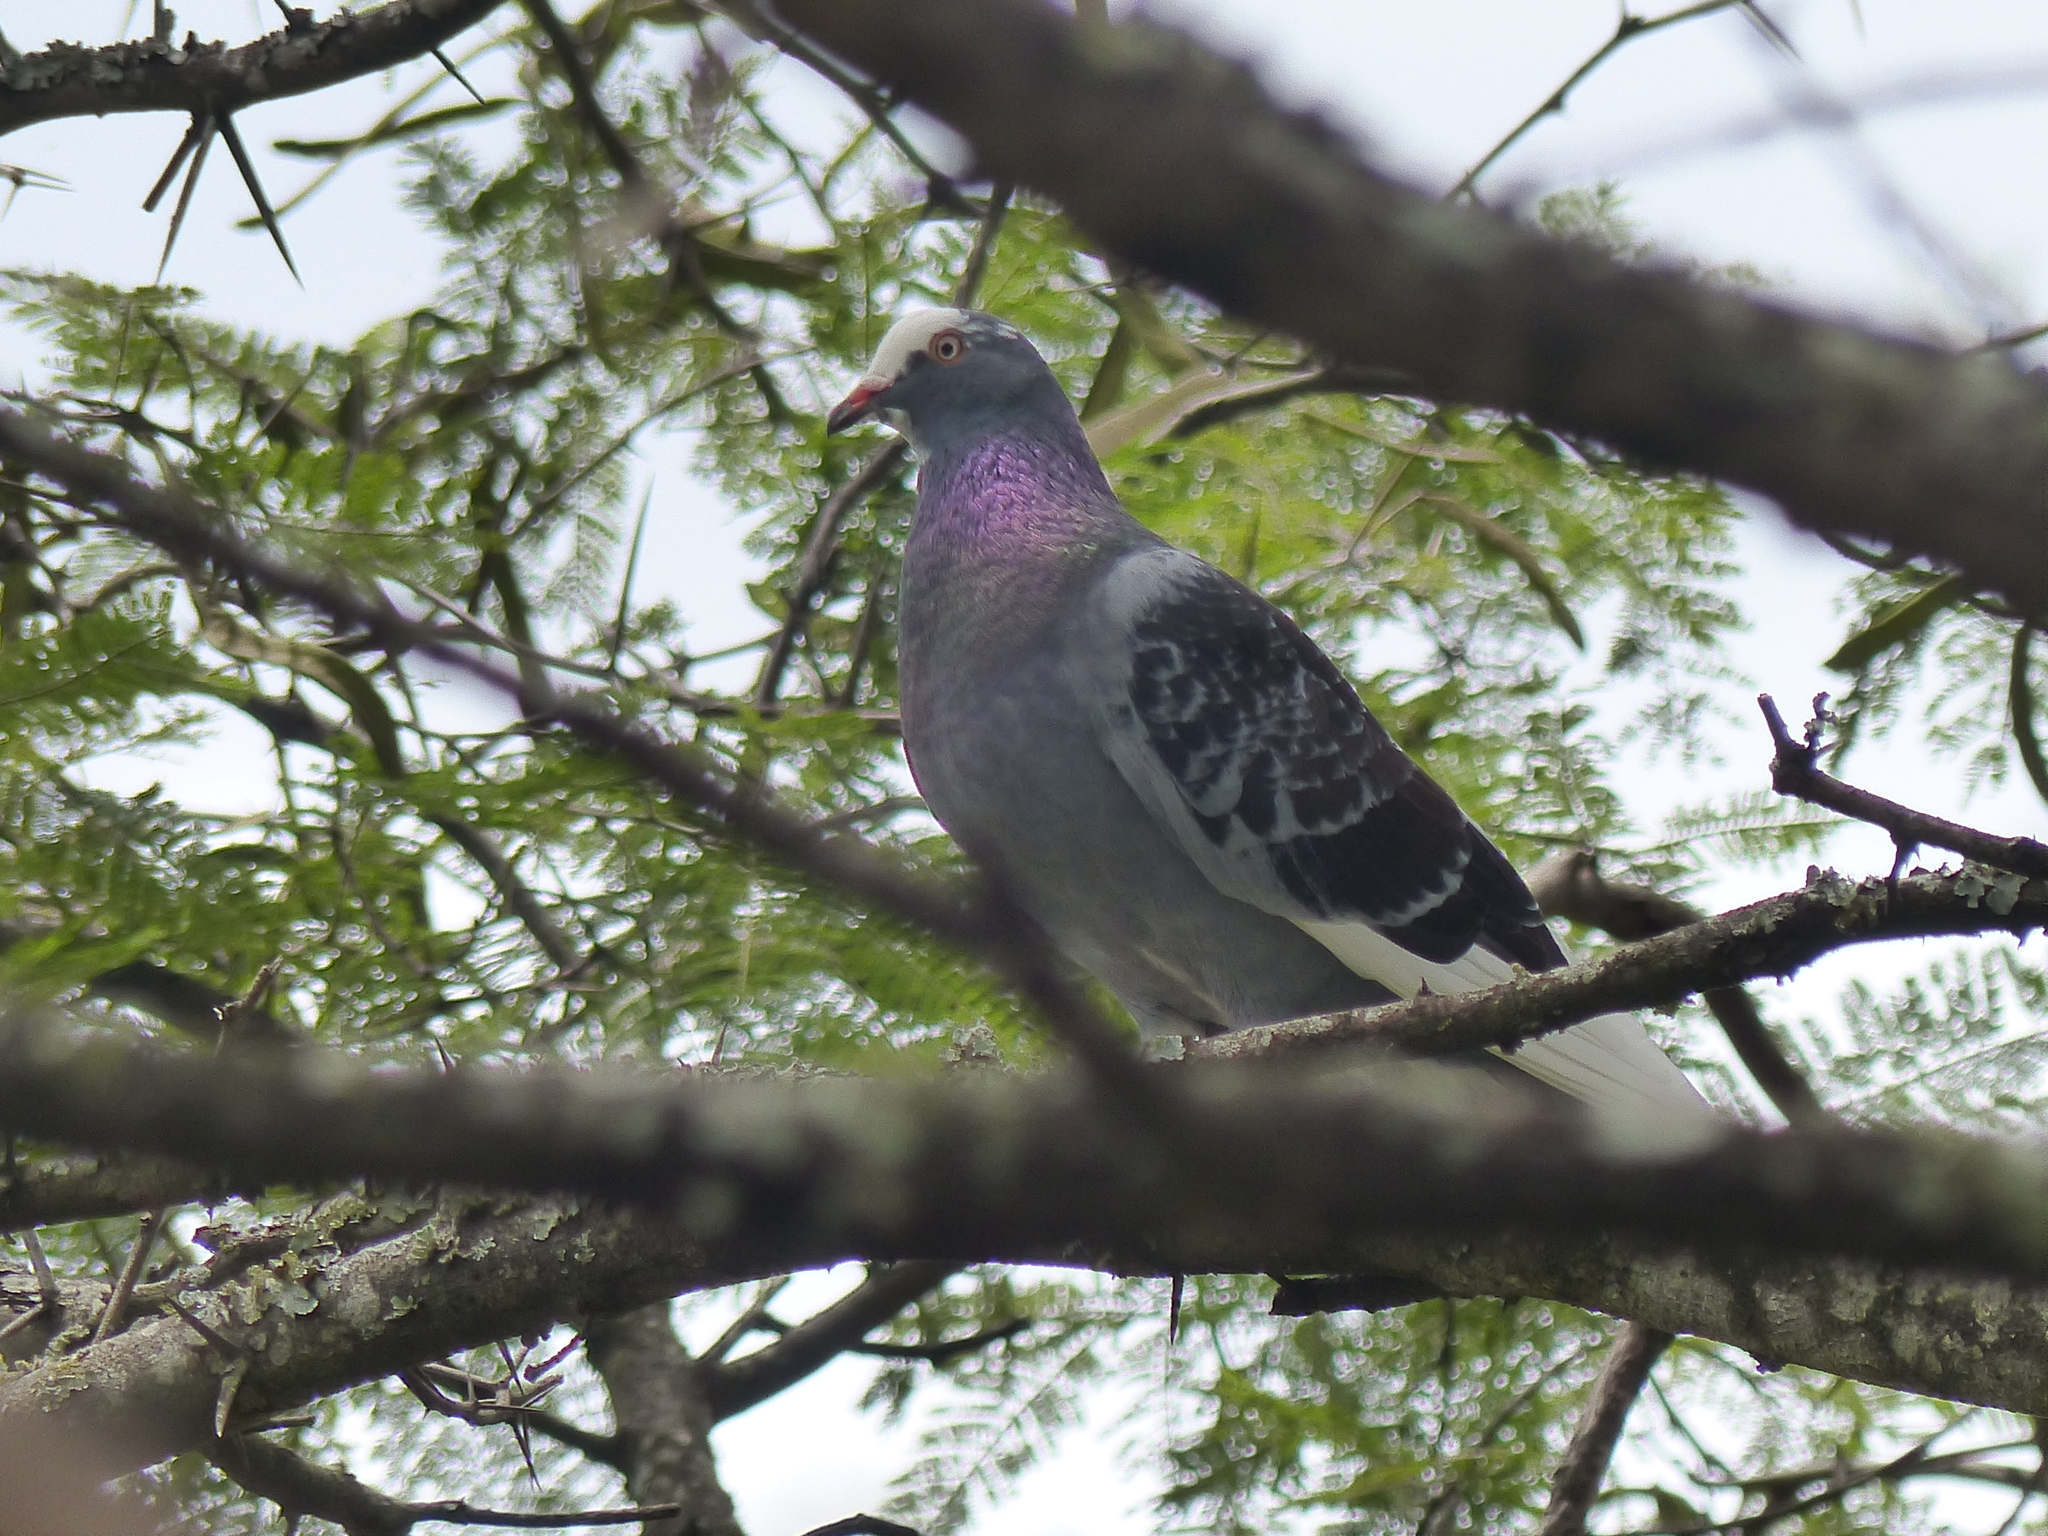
{"left": 826, "top": 375, "right": 890, "bottom": 434}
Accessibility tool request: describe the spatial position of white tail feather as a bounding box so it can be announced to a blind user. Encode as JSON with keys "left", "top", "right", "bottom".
{"left": 1291, "top": 917, "right": 1714, "bottom": 1119}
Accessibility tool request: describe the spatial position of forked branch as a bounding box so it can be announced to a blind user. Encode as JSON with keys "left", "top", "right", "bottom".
{"left": 1761, "top": 692, "right": 2048, "bottom": 880}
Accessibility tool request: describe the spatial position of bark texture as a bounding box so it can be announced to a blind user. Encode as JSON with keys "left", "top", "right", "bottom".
{"left": 0, "top": 0, "right": 506, "bottom": 133}
{"left": 585, "top": 1307, "right": 745, "bottom": 1536}
{"left": 14, "top": 1199, "right": 2048, "bottom": 1482}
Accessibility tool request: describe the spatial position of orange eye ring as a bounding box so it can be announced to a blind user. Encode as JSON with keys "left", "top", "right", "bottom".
{"left": 930, "top": 329, "right": 967, "bottom": 364}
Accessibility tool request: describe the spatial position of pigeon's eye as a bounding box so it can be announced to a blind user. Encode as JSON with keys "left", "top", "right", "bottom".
{"left": 930, "top": 330, "right": 967, "bottom": 364}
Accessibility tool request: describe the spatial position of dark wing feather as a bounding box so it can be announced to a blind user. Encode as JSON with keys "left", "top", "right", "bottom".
{"left": 1091, "top": 548, "right": 1561, "bottom": 972}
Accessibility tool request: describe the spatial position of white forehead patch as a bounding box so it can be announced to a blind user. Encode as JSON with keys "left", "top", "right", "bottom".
{"left": 863, "top": 308, "right": 1021, "bottom": 382}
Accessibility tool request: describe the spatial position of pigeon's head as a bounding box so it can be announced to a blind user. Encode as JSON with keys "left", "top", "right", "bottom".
{"left": 826, "top": 309, "right": 1075, "bottom": 454}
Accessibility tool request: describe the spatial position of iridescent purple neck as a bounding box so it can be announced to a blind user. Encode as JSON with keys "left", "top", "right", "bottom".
{"left": 910, "top": 427, "right": 1130, "bottom": 557}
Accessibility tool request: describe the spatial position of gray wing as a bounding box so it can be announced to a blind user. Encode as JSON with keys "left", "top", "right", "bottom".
{"left": 1075, "top": 546, "right": 1711, "bottom": 1116}
{"left": 1072, "top": 546, "right": 1562, "bottom": 983}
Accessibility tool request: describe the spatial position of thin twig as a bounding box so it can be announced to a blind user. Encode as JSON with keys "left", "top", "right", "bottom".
{"left": 1449, "top": 1, "right": 1745, "bottom": 200}
{"left": 522, "top": 0, "right": 645, "bottom": 190}
{"left": 1761, "top": 692, "right": 2048, "bottom": 880}
{"left": 607, "top": 481, "right": 655, "bottom": 671}
{"left": 706, "top": 1261, "right": 954, "bottom": 1418}
{"left": 845, "top": 1317, "right": 1029, "bottom": 1362}
{"left": 952, "top": 180, "right": 1014, "bottom": 306}
{"left": 1972, "top": 319, "right": 2048, "bottom": 353}
{"left": 2011, "top": 626, "right": 2048, "bottom": 808}
{"left": 214, "top": 958, "right": 284, "bottom": 1052}
{"left": 712, "top": 0, "right": 962, "bottom": 201}
{"left": 425, "top": 812, "right": 584, "bottom": 974}
{"left": 141, "top": 114, "right": 206, "bottom": 213}
{"left": 89, "top": 1207, "right": 167, "bottom": 1345}
{"left": 1646, "top": 1420, "right": 1961, "bottom": 1533}
{"left": 753, "top": 441, "right": 909, "bottom": 706}
{"left": 20, "top": 1228, "right": 57, "bottom": 1307}
{"left": 750, "top": 170, "right": 1013, "bottom": 714}
{"left": 215, "top": 1428, "right": 678, "bottom": 1530}
{"left": 165, "top": 1292, "right": 242, "bottom": 1356}
{"left": 701, "top": 1276, "right": 791, "bottom": 1364}
{"left": 0, "top": 1301, "right": 48, "bottom": 1344}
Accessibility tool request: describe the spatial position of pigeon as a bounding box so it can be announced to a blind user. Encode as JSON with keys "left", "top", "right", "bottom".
{"left": 827, "top": 308, "right": 1709, "bottom": 1118}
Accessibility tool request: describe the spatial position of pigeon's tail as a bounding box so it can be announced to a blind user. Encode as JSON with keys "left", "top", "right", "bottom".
{"left": 1290, "top": 917, "right": 1715, "bottom": 1121}
{"left": 1495, "top": 1008, "right": 1712, "bottom": 1120}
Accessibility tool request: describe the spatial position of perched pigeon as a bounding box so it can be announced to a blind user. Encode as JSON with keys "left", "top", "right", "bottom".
{"left": 828, "top": 308, "right": 1708, "bottom": 1118}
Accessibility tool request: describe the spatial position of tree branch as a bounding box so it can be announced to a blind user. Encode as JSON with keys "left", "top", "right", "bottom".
{"left": 705, "top": 1260, "right": 952, "bottom": 1418}
{"left": 753, "top": 442, "right": 908, "bottom": 707}
{"left": 843, "top": 1317, "right": 1029, "bottom": 1363}
{"left": 212, "top": 1431, "right": 681, "bottom": 1534}
{"left": 424, "top": 811, "right": 585, "bottom": 974}
{"left": 1534, "top": 1321, "right": 1672, "bottom": 1536}
{"left": 521, "top": 0, "right": 645, "bottom": 192}
{"left": 584, "top": 1306, "right": 744, "bottom": 1536}
{"left": 1762, "top": 692, "right": 2048, "bottom": 880}
{"left": 771, "top": 0, "right": 2048, "bottom": 624}
{"left": 0, "top": 915, "right": 294, "bottom": 1044}
{"left": 0, "top": 1192, "right": 766, "bottom": 1478}
{"left": 16, "top": 1016, "right": 2048, "bottom": 1305}
{"left": 708, "top": 0, "right": 960, "bottom": 201}
{"left": 0, "top": 1152, "right": 228, "bottom": 1232}
{"left": 89, "top": 1208, "right": 165, "bottom": 1346}
{"left": 0, "top": 0, "right": 509, "bottom": 136}
{"left": 15, "top": 1173, "right": 2048, "bottom": 1483}
{"left": 1194, "top": 863, "right": 2048, "bottom": 1067}
{"left": 1449, "top": 2, "right": 1746, "bottom": 200}
{"left": 518, "top": 1403, "right": 624, "bottom": 1468}
{"left": 1268, "top": 1227, "right": 2048, "bottom": 1420}
{"left": 1526, "top": 848, "right": 1828, "bottom": 1126}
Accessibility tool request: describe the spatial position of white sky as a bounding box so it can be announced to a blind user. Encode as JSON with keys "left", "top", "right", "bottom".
{"left": 4, "top": 1, "right": 2047, "bottom": 1531}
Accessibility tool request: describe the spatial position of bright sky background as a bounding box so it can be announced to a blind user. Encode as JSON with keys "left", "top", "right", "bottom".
{"left": 5, "top": 1, "right": 2048, "bottom": 1531}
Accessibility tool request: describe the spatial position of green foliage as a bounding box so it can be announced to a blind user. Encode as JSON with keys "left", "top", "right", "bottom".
{"left": 1156, "top": 1290, "right": 1610, "bottom": 1536}
{"left": 2, "top": 8, "right": 2043, "bottom": 1536}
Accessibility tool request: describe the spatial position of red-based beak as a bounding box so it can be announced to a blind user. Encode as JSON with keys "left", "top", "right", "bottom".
{"left": 826, "top": 376, "right": 890, "bottom": 434}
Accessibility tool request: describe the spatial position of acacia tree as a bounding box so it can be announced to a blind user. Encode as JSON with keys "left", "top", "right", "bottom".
{"left": 3, "top": 2, "right": 2048, "bottom": 1533}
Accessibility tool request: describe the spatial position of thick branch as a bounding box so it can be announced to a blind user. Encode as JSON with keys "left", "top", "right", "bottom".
{"left": 773, "top": 0, "right": 2048, "bottom": 623}
{"left": 584, "top": 1307, "right": 743, "bottom": 1536}
{"left": 1193, "top": 864, "right": 2048, "bottom": 1067}
{"left": 16, "top": 1183, "right": 2048, "bottom": 1482}
{"left": 0, "top": 1193, "right": 763, "bottom": 1478}
{"left": 16, "top": 1021, "right": 2048, "bottom": 1293}
{"left": 0, "top": 0, "right": 508, "bottom": 136}
{"left": 1273, "top": 1228, "right": 2048, "bottom": 1433}
{"left": 0, "top": 1151, "right": 226, "bottom": 1232}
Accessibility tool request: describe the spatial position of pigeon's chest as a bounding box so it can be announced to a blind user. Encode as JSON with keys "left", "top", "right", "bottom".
{"left": 896, "top": 536, "right": 1109, "bottom": 836}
